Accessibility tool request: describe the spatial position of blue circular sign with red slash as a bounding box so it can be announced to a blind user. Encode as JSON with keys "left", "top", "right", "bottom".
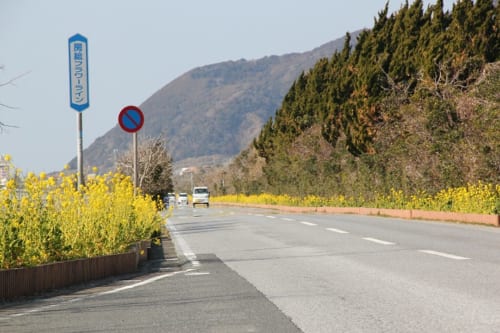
{"left": 118, "top": 105, "right": 144, "bottom": 133}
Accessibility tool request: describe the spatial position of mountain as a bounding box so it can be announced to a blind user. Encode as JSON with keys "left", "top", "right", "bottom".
{"left": 71, "top": 32, "right": 360, "bottom": 172}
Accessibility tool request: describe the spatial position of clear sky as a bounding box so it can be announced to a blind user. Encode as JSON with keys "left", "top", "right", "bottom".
{"left": 0, "top": 0, "right": 454, "bottom": 174}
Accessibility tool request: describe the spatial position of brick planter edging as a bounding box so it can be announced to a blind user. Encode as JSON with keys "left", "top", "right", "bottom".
{"left": 0, "top": 240, "right": 152, "bottom": 301}
{"left": 214, "top": 202, "right": 499, "bottom": 226}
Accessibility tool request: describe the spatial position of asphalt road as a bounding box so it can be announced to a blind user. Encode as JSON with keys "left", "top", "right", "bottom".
{"left": 168, "top": 205, "right": 500, "bottom": 332}
{"left": 1, "top": 205, "right": 500, "bottom": 332}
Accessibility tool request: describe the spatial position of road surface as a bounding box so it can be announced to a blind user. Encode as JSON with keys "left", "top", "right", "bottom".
{"left": 1, "top": 205, "right": 500, "bottom": 332}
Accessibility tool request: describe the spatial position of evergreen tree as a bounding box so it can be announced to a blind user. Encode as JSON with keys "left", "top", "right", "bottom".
{"left": 251, "top": 0, "right": 499, "bottom": 197}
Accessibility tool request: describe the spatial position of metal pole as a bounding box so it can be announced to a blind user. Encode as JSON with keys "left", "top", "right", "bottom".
{"left": 133, "top": 132, "right": 138, "bottom": 195}
{"left": 77, "top": 112, "right": 84, "bottom": 189}
{"left": 190, "top": 172, "right": 193, "bottom": 192}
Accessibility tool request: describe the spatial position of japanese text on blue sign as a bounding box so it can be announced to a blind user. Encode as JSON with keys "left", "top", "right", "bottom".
{"left": 68, "top": 34, "right": 89, "bottom": 111}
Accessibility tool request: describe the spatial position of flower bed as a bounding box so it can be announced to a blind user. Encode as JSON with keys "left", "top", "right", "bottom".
{"left": 0, "top": 171, "right": 163, "bottom": 270}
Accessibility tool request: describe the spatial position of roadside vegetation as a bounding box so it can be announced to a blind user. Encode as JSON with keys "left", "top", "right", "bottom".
{"left": 0, "top": 166, "right": 163, "bottom": 270}
{"left": 213, "top": 182, "right": 500, "bottom": 215}
{"left": 213, "top": 0, "right": 499, "bottom": 209}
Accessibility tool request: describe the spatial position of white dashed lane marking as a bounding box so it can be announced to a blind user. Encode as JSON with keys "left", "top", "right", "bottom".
{"left": 300, "top": 221, "right": 317, "bottom": 226}
{"left": 418, "top": 250, "right": 470, "bottom": 260}
{"left": 326, "top": 227, "right": 349, "bottom": 234}
{"left": 362, "top": 237, "right": 396, "bottom": 245}
{"left": 251, "top": 213, "right": 473, "bottom": 262}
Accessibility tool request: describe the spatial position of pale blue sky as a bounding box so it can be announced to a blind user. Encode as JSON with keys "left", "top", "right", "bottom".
{"left": 0, "top": 0, "right": 454, "bottom": 173}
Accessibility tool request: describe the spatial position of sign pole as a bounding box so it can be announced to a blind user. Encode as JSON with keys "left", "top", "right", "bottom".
{"left": 77, "top": 112, "right": 84, "bottom": 189}
{"left": 68, "top": 33, "right": 89, "bottom": 191}
{"left": 118, "top": 105, "right": 145, "bottom": 196}
{"left": 133, "top": 132, "right": 138, "bottom": 195}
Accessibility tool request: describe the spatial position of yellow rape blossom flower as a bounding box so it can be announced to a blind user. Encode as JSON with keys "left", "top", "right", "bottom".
{"left": 1, "top": 157, "right": 163, "bottom": 270}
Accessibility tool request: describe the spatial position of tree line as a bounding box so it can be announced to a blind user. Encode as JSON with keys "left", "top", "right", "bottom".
{"left": 244, "top": 0, "right": 499, "bottom": 198}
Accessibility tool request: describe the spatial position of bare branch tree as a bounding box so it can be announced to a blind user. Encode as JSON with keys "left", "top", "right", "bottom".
{"left": 418, "top": 58, "right": 481, "bottom": 101}
{"left": 116, "top": 136, "right": 174, "bottom": 198}
{"left": 379, "top": 65, "right": 413, "bottom": 102}
{"left": 0, "top": 66, "right": 30, "bottom": 132}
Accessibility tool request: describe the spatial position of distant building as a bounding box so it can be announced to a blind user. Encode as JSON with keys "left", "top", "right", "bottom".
{"left": 0, "top": 155, "right": 10, "bottom": 188}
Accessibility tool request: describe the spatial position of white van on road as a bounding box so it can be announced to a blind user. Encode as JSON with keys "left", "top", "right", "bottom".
{"left": 177, "top": 192, "right": 188, "bottom": 206}
{"left": 192, "top": 186, "right": 210, "bottom": 208}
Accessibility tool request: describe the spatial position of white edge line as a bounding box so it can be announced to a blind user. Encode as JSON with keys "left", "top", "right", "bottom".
{"left": 3, "top": 268, "right": 195, "bottom": 320}
{"left": 362, "top": 237, "right": 395, "bottom": 245}
{"left": 326, "top": 227, "right": 349, "bottom": 234}
{"left": 419, "top": 250, "right": 470, "bottom": 260}
{"left": 185, "top": 272, "right": 211, "bottom": 276}
{"left": 99, "top": 269, "right": 194, "bottom": 295}
{"left": 266, "top": 215, "right": 276, "bottom": 219}
{"left": 169, "top": 223, "right": 199, "bottom": 266}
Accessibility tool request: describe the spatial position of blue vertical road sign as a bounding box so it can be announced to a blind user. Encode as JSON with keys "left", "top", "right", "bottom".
{"left": 68, "top": 33, "right": 89, "bottom": 111}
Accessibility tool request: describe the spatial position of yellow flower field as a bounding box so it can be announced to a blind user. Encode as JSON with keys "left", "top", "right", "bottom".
{"left": 214, "top": 182, "right": 500, "bottom": 215}
{"left": 0, "top": 170, "right": 163, "bottom": 270}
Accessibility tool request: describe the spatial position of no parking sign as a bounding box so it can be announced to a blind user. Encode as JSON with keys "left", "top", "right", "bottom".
{"left": 118, "top": 105, "right": 144, "bottom": 133}
{"left": 118, "top": 105, "right": 144, "bottom": 194}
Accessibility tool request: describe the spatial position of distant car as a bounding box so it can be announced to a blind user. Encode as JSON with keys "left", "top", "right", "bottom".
{"left": 192, "top": 186, "right": 209, "bottom": 208}
{"left": 177, "top": 192, "right": 188, "bottom": 206}
{"left": 167, "top": 192, "right": 176, "bottom": 208}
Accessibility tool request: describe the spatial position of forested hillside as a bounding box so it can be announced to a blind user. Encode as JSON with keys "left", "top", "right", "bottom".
{"left": 227, "top": 0, "right": 499, "bottom": 198}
